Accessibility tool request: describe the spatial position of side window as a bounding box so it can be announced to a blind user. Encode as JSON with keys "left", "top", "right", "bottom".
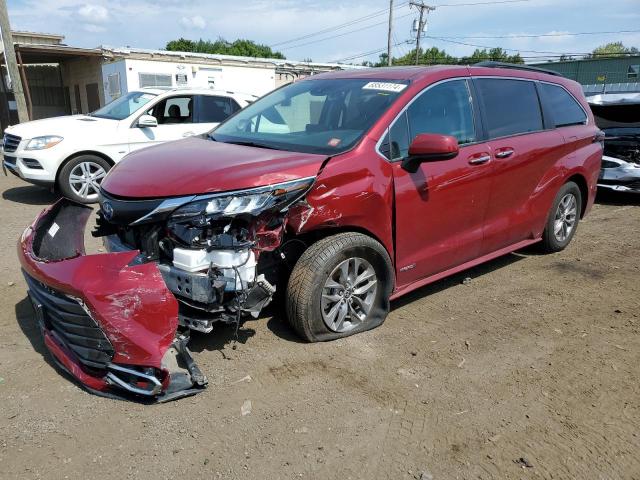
{"left": 380, "top": 112, "right": 410, "bottom": 160}
{"left": 196, "top": 95, "right": 239, "bottom": 123}
{"left": 539, "top": 83, "right": 587, "bottom": 128}
{"left": 476, "top": 79, "right": 543, "bottom": 138}
{"left": 151, "top": 96, "right": 193, "bottom": 125}
{"left": 407, "top": 79, "right": 477, "bottom": 145}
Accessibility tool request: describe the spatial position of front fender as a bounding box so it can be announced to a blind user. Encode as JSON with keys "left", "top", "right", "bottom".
{"left": 287, "top": 144, "right": 396, "bottom": 264}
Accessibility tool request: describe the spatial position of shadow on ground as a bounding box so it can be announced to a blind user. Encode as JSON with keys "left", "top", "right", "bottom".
{"left": 2, "top": 185, "right": 60, "bottom": 205}
{"left": 595, "top": 190, "right": 640, "bottom": 206}
{"left": 391, "top": 251, "right": 527, "bottom": 310}
{"left": 14, "top": 296, "right": 58, "bottom": 371}
{"left": 189, "top": 301, "right": 306, "bottom": 353}
{"left": 10, "top": 241, "right": 563, "bottom": 358}
{"left": 194, "top": 250, "right": 535, "bottom": 346}
{"left": 188, "top": 322, "right": 258, "bottom": 355}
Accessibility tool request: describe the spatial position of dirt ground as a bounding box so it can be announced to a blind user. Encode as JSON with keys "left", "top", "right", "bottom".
{"left": 0, "top": 172, "right": 638, "bottom": 480}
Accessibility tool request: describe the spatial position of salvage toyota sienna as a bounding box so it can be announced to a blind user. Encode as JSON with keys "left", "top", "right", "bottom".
{"left": 18, "top": 63, "right": 602, "bottom": 401}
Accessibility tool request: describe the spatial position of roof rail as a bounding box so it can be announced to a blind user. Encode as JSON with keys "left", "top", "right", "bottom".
{"left": 473, "top": 61, "right": 564, "bottom": 77}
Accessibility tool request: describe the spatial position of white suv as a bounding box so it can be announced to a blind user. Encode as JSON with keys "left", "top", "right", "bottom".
{"left": 2, "top": 88, "right": 256, "bottom": 203}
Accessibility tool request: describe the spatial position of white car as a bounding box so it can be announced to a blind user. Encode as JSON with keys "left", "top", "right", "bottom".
{"left": 2, "top": 88, "right": 256, "bottom": 203}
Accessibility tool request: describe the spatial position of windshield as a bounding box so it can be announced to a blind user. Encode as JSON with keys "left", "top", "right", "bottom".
{"left": 211, "top": 78, "right": 409, "bottom": 155}
{"left": 91, "top": 91, "right": 157, "bottom": 120}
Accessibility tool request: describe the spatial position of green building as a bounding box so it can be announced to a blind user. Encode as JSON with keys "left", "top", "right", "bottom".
{"left": 532, "top": 56, "right": 640, "bottom": 94}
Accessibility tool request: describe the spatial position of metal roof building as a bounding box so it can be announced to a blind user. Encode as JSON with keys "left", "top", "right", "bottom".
{"left": 0, "top": 32, "right": 361, "bottom": 131}
{"left": 531, "top": 56, "right": 640, "bottom": 95}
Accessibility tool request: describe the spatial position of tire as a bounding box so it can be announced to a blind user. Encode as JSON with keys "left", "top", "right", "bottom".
{"left": 58, "top": 155, "right": 111, "bottom": 204}
{"left": 286, "top": 232, "right": 394, "bottom": 342}
{"left": 540, "top": 181, "right": 582, "bottom": 253}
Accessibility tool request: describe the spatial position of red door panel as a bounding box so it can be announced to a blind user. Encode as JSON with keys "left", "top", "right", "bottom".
{"left": 393, "top": 142, "right": 493, "bottom": 288}
{"left": 482, "top": 130, "right": 565, "bottom": 253}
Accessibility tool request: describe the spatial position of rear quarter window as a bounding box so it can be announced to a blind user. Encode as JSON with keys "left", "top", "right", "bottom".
{"left": 476, "top": 78, "right": 543, "bottom": 138}
{"left": 539, "top": 83, "right": 587, "bottom": 128}
{"left": 197, "top": 95, "right": 240, "bottom": 123}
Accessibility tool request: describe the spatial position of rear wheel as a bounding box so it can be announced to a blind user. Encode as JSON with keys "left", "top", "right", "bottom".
{"left": 286, "top": 232, "right": 393, "bottom": 342}
{"left": 540, "top": 181, "right": 582, "bottom": 252}
{"left": 58, "top": 155, "right": 111, "bottom": 204}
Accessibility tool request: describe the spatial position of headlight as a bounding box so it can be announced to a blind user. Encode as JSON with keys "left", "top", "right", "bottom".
{"left": 25, "top": 135, "right": 63, "bottom": 150}
{"left": 170, "top": 177, "right": 315, "bottom": 220}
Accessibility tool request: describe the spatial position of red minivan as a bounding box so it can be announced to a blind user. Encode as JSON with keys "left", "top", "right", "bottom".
{"left": 18, "top": 63, "right": 602, "bottom": 401}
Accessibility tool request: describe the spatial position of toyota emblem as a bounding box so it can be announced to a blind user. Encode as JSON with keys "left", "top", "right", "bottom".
{"left": 102, "top": 201, "right": 114, "bottom": 221}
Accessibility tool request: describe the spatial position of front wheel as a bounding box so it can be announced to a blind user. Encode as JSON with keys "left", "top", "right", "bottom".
{"left": 286, "top": 232, "right": 394, "bottom": 342}
{"left": 58, "top": 155, "right": 111, "bottom": 204}
{"left": 540, "top": 181, "right": 582, "bottom": 253}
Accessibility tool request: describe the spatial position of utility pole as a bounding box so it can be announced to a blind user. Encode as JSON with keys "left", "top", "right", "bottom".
{"left": 410, "top": 2, "right": 435, "bottom": 65}
{"left": 0, "top": 0, "right": 28, "bottom": 123}
{"left": 387, "top": 0, "right": 393, "bottom": 66}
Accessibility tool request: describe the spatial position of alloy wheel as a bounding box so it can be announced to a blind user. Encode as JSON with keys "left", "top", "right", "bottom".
{"left": 69, "top": 161, "right": 107, "bottom": 201}
{"left": 553, "top": 193, "right": 577, "bottom": 242}
{"left": 321, "top": 257, "right": 377, "bottom": 332}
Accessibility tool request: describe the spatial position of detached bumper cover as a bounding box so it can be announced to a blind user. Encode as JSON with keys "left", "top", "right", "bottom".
{"left": 17, "top": 199, "right": 207, "bottom": 402}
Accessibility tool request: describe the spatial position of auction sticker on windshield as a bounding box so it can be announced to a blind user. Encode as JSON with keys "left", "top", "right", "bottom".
{"left": 362, "top": 82, "right": 407, "bottom": 93}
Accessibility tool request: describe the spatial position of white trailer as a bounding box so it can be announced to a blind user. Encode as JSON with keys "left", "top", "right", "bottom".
{"left": 101, "top": 57, "right": 276, "bottom": 104}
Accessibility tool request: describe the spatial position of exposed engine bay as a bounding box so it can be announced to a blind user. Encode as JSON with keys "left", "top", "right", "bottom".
{"left": 589, "top": 93, "right": 640, "bottom": 193}
{"left": 93, "top": 177, "right": 315, "bottom": 334}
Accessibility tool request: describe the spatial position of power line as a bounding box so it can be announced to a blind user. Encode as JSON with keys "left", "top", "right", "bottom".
{"left": 332, "top": 41, "right": 411, "bottom": 63}
{"left": 335, "top": 50, "right": 638, "bottom": 64}
{"left": 270, "top": 1, "right": 410, "bottom": 48}
{"left": 393, "top": 32, "right": 406, "bottom": 56}
{"left": 332, "top": 40, "right": 639, "bottom": 64}
{"left": 329, "top": 26, "right": 640, "bottom": 61}
{"left": 311, "top": 24, "right": 640, "bottom": 57}
{"left": 270, "top": 0, "right": 530, "bottom": 49}
{"left": 433, "top": 29, "right": 640, "bottom": 39}
{"left": 427, "top": 35, "right": 595, "bottom": 55}
{"left": 278, "top": 11, "right": 414, "bottom": 51}
{"left": 434, "top": 0, "right": 530, "bottom": 6}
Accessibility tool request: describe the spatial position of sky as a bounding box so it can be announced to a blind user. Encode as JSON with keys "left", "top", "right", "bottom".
{"left": 6, "top": 0, "right": 640, "bottom": 64}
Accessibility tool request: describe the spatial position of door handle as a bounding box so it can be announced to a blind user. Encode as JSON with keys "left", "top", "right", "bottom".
{"left": 495, "top": 148, "right": 514, "bottom": 158}
{"left": 182, "top": 131, "right": 195, "bottom": 137}
{"left": 468, "top": 154, "right": 491, "bottom": 165}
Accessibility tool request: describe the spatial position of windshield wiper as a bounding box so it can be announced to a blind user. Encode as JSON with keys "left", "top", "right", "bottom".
{"left": 214, "top": 139, "right": 280, "bottom": 150}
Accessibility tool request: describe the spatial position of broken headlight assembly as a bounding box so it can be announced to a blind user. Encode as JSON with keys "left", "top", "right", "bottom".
{"left": 169, "top": 177, "right": 316, "bottom": 220}
{"left": 155, "top": 177, "right": 315, "bottom": 332}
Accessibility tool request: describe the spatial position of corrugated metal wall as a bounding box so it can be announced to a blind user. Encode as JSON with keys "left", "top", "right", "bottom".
{"left": 532, "top": 56, "right": 640, "bottom": 85}
{"left": 25, "top": 65, "right": 69, "bottom": 119}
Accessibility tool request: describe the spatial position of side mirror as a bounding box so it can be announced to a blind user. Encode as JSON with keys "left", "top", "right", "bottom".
{"left": 137, "top": 114, "right": 158, "bottom": 128}
{"left": 401, "top": 133, "right": 459, "bottom": 173}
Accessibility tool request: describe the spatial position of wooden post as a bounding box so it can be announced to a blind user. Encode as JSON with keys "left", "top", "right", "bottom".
{"left": 15, "top": 49, "right": 32, "bottom": 120}
{"left": 0, "top": 0, "right": 29, "bottom": 123}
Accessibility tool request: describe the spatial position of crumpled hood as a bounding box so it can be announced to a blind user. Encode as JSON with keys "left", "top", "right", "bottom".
{"left": 5, "top": 115, "right": 116, "bottom": 139}
{"left": 101, "top": 137, "right": 328, "bottom": 198}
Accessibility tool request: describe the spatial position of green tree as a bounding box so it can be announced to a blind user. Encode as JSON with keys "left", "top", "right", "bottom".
{"left": 369, "top": 47, "right": 457, "bottom": 66}
{"left": 359, "top": 46, "right": 524, "bottom": 67}
{"left": 394, "top": 46, "right": 458, "bottom": 65}
{"left": 590, "top": 42, "right": 638, "bottom": 58}
{"left": 165, "top": 37, "right": 285, "bottom": 59}
{"left": 459, "top": 48, "right": 523, "bottom": 64}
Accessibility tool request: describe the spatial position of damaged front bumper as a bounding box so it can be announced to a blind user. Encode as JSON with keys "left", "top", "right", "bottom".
{"left": 17, "top": 199, "right": 207, "bottom": 402}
